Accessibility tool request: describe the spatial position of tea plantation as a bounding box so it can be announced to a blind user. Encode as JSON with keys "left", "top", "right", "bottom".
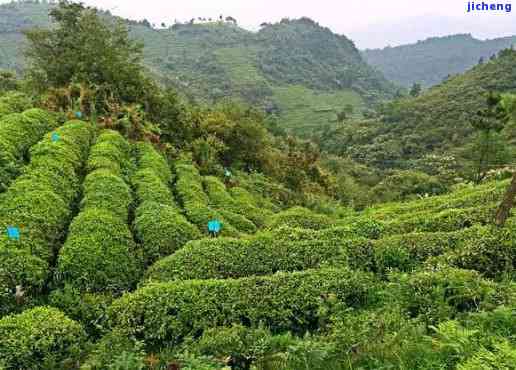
{"left": 0, "top": 99, "right": 515, "bottom": 369}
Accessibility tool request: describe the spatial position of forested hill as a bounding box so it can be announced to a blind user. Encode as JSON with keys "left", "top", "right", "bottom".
{"left": 362, "top": 34, "right": 516, "bottom": 88}
{"left": 321, "top": 49, "right": 516, "bottom": 175}
{"left": 0, "top": 1, "right": 396, "bottom": 136}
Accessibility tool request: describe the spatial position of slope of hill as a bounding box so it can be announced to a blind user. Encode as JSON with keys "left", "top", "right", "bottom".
{"left": 0, "top": 105, "right": 515, "bottom": 368}
{"left": 0, "top": 2, "right": 396, "bottom": 136}
{"left": 321, "top": 49, "right": 516, "bottom": 173}
{"left": 362, "top": 34, "right": 516, "bottom": 88}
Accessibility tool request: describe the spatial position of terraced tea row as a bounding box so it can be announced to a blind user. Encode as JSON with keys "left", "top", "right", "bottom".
{"left": 0, "top": 120, "right": 93, "bottom": 314}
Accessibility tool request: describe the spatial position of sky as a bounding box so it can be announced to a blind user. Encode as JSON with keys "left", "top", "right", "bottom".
{"left": 4, "top": 0, "right": 516, "bottom": 48}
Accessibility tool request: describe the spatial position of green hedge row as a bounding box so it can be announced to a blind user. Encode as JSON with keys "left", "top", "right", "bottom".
{"left": 56, "top": 131, "right": 140, "bottom": 293}
{"left": 368, "top": 181, "right": 506, "bottom": 221}
{"left": 0, "top": 92, "right": 31, "bottom": 119}
{"left": 133, "top": 143, "right": 201, "bottom": 266}
{"left": 382, "top": 204, "right": 497, "bottom": 235}
{"left": 175, "top": 162, "right": 239, "bottom": 236}
{"left": 0, "top": 109, "right": 58, "bottom": 191}
{"left": 229, "top": 186, "right": 274, "bottom": 227}
{"left": 86, "top": 129, "right": 133, "bottom": 177}
{"left": 265, "top": 206, "right": 335, "bottom": 231}
{"left": 203, "top": 176, "right": 258, "bottom": 232}
{"left": 0, "top": 120, "right": 93, "bottom": 315}
{"left": 0, "top": 307, "right": 86, "bottom": 369}
{"left": 110, "top": 268, "right": 377, "bottom": 347}
{"left": 394, "top": 267, "right": 514, "bottom": 325}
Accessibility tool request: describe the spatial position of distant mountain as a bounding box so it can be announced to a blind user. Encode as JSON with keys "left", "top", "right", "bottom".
{"left": 0, "top": 2, "right": 396, "bottom": 136}
{"left": 362, "top": 34, "right": 516, "bottom": 88}
{"left": 321, "top": 49, "right": 516, "bottom": 170}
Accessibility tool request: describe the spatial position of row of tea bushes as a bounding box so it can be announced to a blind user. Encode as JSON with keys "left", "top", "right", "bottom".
{"left": 110, "top": 268, "right": 377, "bottom": 348}
{"left": 0, "top": 109, "right": 58, "bottom": 191}
{"left": 381, "top": 203, "right": 498, "bottom": 235}
{"left": 175, "top": 162, "right": 239, "bottom": 236}
{"left": 264, "top": 206, "right": 335, "bottom": 230}
{"left": 56, "top": 130, "right": 141, "bottom": 293}
{"left": 228, "top": 186, "right": 274, "bottom": 227}
{"left": 0, "top": 120, "right": 93, "bottom": 315}
{"left": 367, "top": 180, "right": 506, "bottom": 221}
{"left": 0, "top": 92, "right": 31, "bottom": 119}
{"left": 203, "top": 176, "right": 259, "bottom": 231}
{"left": 0, "top": 306, "right": 86, "bottom": 369}
{"left": 132, "top": 143, "right": 201, "bottom": 266}
{"left": 146, "top": 222, "right": 516, "bottom": 283}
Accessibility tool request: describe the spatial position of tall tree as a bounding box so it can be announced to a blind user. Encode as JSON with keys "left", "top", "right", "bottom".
{"left": 23, "top": 0, "right": 154, "bottom": 113}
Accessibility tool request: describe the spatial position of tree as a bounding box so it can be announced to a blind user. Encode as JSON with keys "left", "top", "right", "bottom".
{"left": 24, "top": 1, "right": 155, "bottom": 114}
{"left": 468, "top": 93, "right": 507, "bottom": 183}
{"left": 409, "top": 82, "right": 422, "bottom": 97}
{"left": 495, "top": 94, "right": 516, "bottom": 227}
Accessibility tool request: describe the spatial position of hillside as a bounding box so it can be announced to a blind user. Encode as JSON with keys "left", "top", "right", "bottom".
{"left": 0, "top": 93, "right": 515, "bottom": 367}
{"left": 321, "top": 49, "right": 516, "bottom": 176}
{"left": 363, "top": 34, "right": 516, "bottom": 87}
{"left": 0, "top": 2, "right": 396, "bottom": 136}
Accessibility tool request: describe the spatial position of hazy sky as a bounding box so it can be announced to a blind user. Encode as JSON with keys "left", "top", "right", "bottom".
{"left": 4, "top": 0, "right": 516, "bottom": 48}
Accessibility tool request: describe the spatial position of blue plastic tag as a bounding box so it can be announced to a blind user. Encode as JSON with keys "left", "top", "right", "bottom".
{"left": 51, "top": 133, "right": 60, "bottom": 142}
{"left": 6, "top": 227, "right": 20, "bottom": 241}
{"left": 75, "top": 111, "right": 83, "bottom": 119}
{"left": 208, "top": 220, "right": 222, "bottom": 233}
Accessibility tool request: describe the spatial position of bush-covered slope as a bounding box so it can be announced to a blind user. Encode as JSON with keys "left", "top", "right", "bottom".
{"left": 0, "top": 2, "right": 396, "bottom": 135}
{"left": 363, "top": 34, "right": 516, "bottom": 87}
{"left": 321, "top": 49, "right": 516, "bottom": 173}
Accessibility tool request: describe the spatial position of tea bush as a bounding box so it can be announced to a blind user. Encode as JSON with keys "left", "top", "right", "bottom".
{"left": 0, "top": 307, "right": 86, "bottom": 369}
{"left": 265, "top": 206, "right": 334, "bottom": 230}
{"left": 133, "top": 143, "right": 201, "bottom": 266}
{"left": 175, "top": 162, "right": 239, "bottom": 236}
{"left": 56, "top": 131, "right": 140, "bottom": 293}
{"left": 0, "top": 120, "right": 93, "bottom": 314}
{"left": 110, "top": 268, "right": 377, "bottom": 347}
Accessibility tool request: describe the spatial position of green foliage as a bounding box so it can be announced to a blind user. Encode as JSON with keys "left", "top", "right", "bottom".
{"left": 109, "top": 268, "right": 377, "bottom": 347}
{"left": 175, "top": 162, "right": 239, "bottom": 236}
{"left": 0, "top": 119, "right": 93, "bottom": 315}
{"left": 395, "top": 267, "right": 513, "bottom": 325}
{"left": 0, "top": 307, "right": 86, "bottom": 369}
{"left": 56, "top": 130, "right": 140, "bottom": 293}
{"left": 457, "top": 340, "right": 516, "bottom": 369}
{"left": 0, "top": 108, "right": 58, "bottom": 191}
{"left": 363, "top": 34, "right": 516, "bottom": 87}
{"left": 265, "top": 206, "right": 334, "bottom": 230}
{"left": 371, "top": 170, "right": 448, "bottom": 202}
{"left": 24, "top": 1, "right": 156, "bottom": 114}
{"left": 56, "top": 208, "right": 140, "bottom": 293}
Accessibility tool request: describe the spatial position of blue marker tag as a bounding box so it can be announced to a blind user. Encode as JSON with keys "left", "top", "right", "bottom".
{"left": 75, "top": 111, "right": 83, "bottom": 119}
{"left": 208, "top": 220, "right": 221, "bottom": 233}
{"left": 7, "top": 227, "right": 20, "bottom": 241}
{"left": 51, "top": 133, "right": 60, "bottom": 142}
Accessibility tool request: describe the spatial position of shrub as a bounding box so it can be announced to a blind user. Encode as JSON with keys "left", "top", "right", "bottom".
{"left": 457, "top": 340, "right": 516, "bottom": 369}
{"left": 0, "top": 92, "right": 31, "bottom": 118}
{"left": 0, "top": 307, "right": 86, "bottom": 369}
{"left": 395, "top": 267, "right": 513, "bottom": 325}
{"left": 145, "top": 232, "right": 355, "bottom": 281}
{"left": 383, "top": 204, "right": 497, "bottom": 235}
{"left": 0, "top": 120, "right": 93, "bottom": 313}
{"left": 135, "top": 142, "right": 172, "bottom": 184}
{"left": 132, "top": 168, "right": 175, "bottom": 206}
{"left": 109, "top": 268, "right": 377, "bottom": 347}
{"left": 86, "top": 130, "right": 133, "bottom": 176}
{"left": 265, "top": 207, "right": 334, "bottom": 230}
{"left": 56, "top": 208, "right": 141, "bottom": 293}
{"left": 135, "top": 202, "right": 202, "bottom": 266}
{"left": 80, "top": 169, "right": 132, "bottom": 221}
{"left": 229, "top": 187, "right": 273, "bottom": 227}
{"left": 217, "top": 208, "right": 257, "bottom": 233}
{"left": 175, "top": 162, "right": 239, "bottom": 236}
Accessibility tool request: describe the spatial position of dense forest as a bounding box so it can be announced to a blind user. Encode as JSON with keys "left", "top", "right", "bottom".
{"left": 0, "top": 1, "right": 516, "bottom": 369}
{"left": 363, "top": 34, "right": 516, "bottom": 88}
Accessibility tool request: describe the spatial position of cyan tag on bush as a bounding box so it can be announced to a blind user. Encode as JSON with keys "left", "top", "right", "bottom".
{"left": 208, "top": 220, "right": 222, "bottom": 233}
{"left": 51, "top": 132, "right": 60, "bottom": 142}
{"left": 75, "top": 111, "right": 83, "bottom": 119}
{"left": 6, "top": 226, "right": 20, "bottom": 241}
